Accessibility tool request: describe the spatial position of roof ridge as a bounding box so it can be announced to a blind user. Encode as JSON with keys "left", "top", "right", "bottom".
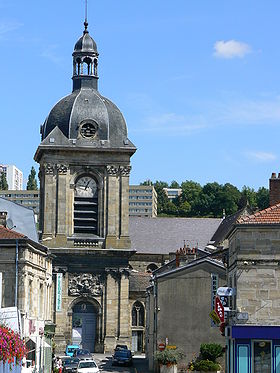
{"left": 237, "top": 202, "right": 280, "bottom": 225}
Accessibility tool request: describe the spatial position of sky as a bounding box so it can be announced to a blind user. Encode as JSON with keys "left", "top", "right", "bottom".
{"left": 1, "top": 0, "right": 280, "bottom": 190}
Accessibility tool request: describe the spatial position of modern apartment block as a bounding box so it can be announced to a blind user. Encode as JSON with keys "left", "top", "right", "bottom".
{"left": 0, "top": 164, "right": 23, "bottom": 190}
{"left": 129, "top": 185, "right": 157, "bottom": 217}
{"left": 0, "top": 190, "right": 39, "bottom": 216}
{"left": 163, "top": 187, "right": 182, "bottom": 200}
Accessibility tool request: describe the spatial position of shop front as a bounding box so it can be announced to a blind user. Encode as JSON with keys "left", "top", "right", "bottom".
{"left": 227, "top": 325, "right": 280, "bottom": 373}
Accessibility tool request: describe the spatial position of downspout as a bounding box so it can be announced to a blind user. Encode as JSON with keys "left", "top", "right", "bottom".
{"left": 15, "top": 239, "right": 18, "bottom": 307}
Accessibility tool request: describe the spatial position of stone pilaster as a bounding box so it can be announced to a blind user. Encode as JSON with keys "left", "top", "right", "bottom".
{"left": 119, "top": 166, "right": 131, "bottom": 248}
{"left": 105, "top": 165, "right": 118, "bottom": 248}
{"left": 104, "top": 270, "right": 119, "bottom": 351}
{"left": 119, "top": 271, "right": 131, "bottom": 347}
{"left": 55, "top": 164, "right": 69, "bottom": 246}
{"left": 42, "top": 163, "right": 56, "bottom": 238}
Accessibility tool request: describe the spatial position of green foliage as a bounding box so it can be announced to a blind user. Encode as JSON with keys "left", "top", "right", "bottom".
{"left": 188, "top": 343, "right": 223, "bottom": 371}
{"left": 142, "top": 178, "right": 269, "bottom": 218}
{"left": 26, "top": 166, "right": 38, "bottom": 190}
{"left": 0, "top": 172, "right": 8, "bottom": 190}
{"left": 155, "top": 349, "right": 184, "bottom": 365}
{"left": 200, "top": 343, "right": 223, "bottom": 362}
{"left": 256, "top": 187, "right": 269, "bottom": 210}
{"left": 193, "top": 359, "right": 221, "bottom": 371}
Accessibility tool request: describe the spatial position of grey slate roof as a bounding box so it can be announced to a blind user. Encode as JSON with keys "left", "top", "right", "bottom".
{"left": 129, "top": 272, "right": 151, "bottom": 292}
{"left": 210, "top": 206, "right": 252, "bottom": 246}
{"left": 129, "top": 217, "right": 222, "bottom": 254}
{"left": 0, "top": 198, "right": 38, "bottom": 242}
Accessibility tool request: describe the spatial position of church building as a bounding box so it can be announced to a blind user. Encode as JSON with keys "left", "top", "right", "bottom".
{"left": 34, "top": 19, "right": 137, "bottom": 353}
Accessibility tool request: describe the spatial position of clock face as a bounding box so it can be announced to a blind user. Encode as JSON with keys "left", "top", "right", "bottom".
{"left": 75, "top": 176, "right": 97, "bottom": 198}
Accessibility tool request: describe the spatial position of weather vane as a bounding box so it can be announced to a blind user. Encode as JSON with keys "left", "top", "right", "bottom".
{"left": 85, "top": 0, "right": 88, "bottom": 22}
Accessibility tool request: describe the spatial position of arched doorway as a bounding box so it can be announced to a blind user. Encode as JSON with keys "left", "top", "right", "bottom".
{"left": 72, "top": 301, "right": 97, "bottom": 352}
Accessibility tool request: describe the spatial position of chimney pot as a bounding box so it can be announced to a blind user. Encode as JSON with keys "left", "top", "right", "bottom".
{"left": 272, "top": 173, "right": 277, "bottom": 178}
{"left": 269, "top": 172, "right": 280, "bottom": 206}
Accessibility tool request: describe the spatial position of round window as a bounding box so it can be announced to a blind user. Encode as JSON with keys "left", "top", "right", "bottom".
{"left": 80, "top": 121, "right": 98, "bottom": 138}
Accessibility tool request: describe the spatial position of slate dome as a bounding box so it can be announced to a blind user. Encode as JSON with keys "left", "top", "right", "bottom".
{"left": 40, "top": 22, "right": 131, "bottom": 149}
{"left": 41, "top": 89, "right": 128, "bottom": 147}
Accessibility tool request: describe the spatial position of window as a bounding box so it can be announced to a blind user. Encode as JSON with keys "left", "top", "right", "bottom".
{"left": 253, "top": 341, "right": 271, "bottom": 372}
{"left": 132, "top": 301, "right": 144, "bottom": 327}
{"left": 74, "top": 175, "right": 98, "bottom": 235}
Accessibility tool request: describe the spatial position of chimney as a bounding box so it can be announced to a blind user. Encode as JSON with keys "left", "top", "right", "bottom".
{"left": 0, "top": 211, "right": 7, "bottom": 227}
{"left": 269, "top": 173, "right": 280, "bottom": 206}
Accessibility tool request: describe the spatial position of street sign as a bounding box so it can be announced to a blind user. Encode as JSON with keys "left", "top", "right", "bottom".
{"left": 158, "top": 343, "right": 165, "bottom": 351}
{"left": 215, "top": 296, "right": 224, "bottom": 323}
{"left": 209, "top": 310, "right": 220, "bottom": 325}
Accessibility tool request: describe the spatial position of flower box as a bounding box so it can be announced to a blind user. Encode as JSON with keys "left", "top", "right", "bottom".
{"left": 160, "top": 364, "right": 178, "bottom": 373}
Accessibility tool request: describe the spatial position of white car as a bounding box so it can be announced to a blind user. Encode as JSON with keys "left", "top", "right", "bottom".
{"left": 77, "top": 359, "right": 99, "bottom": 373}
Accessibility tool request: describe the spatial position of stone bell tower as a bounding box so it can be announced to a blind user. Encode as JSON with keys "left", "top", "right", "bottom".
{"left": 34, "top": 19, "right": 136, "bottom": 353}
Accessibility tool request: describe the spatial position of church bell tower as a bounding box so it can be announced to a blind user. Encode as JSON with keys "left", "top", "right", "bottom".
{"left": 34, "top": 19, "right": 136, "bottom": 353}
{"left": 35, "top": 20, "right": 136, "bottom": 250}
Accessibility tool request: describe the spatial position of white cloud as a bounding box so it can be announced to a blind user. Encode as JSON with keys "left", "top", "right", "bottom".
{"left": 137, "top": 113, "right": 206, "bottom": 135}
{"left": 0, "top": 20, "right": 23, "bottom": 36}
{"left": 214, "top": 40, "right": 251, "bottom": 59}
{"left": 41, "top": 45, "right": 62, "bottom": 65}
{"left": 245, "top": 151, "right": 277, "bottom": 162}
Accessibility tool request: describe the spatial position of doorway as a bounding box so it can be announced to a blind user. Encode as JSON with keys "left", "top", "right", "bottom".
{"left": 72, "top": 302, "right": 97, "bottom": 352}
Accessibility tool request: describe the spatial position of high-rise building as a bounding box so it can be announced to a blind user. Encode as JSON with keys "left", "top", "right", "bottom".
{"left": 0, "top": 165, "right": 23, "bottom": 190}
{"left": 129, "top": 185, "right": 157, "bottom": 217}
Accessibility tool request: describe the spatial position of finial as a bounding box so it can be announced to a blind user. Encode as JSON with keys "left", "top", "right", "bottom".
{"left": 84, "top": 0, "right": 89, "bottom": 34}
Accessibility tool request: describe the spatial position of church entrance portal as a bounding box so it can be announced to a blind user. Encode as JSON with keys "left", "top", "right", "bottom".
{"left": 72, "top": 302, "right": 97, "bottom": 352}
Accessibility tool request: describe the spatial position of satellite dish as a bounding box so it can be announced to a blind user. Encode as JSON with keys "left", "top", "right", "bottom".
{"left": 6, "top": 218, "right": 14, "bottom": 230}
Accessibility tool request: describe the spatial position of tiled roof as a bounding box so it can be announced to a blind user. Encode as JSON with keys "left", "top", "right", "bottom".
{"left": 0, "top": 225, "right": 26, "bottom": 239}
{"left": 129, "top": 217, "right": 221, "bottom": 254}
{"left": 237, "top": 203, "right": 280, "bottom": 225}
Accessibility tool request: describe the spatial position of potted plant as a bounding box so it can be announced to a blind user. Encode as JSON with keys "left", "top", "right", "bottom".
{"left": 188, "top": 343, "right": 223, "bottom": 372}
{"left": 155, "top": 348, "right": 184, "bottom": 373}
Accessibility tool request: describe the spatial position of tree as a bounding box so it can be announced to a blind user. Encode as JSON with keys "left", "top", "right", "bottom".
{"left": 239, "top": 186, "right": 257, "bottom": 210}
{"left": 140, "top": 179, "right": 153, "bottom": 186}
{"left": 0, "top": 172, "right": 8, "bottom": 190}
{"left": 170, "top": 180, "right": 180, "bottom": 189}
{"left": 26, "top": 166, "right": 38, "bottom": 190}
{"left": 153, "top": 181, "right": 169, "bottom": 215}
{"left": 256, "top": 187, "right": 269, "bottom": 210}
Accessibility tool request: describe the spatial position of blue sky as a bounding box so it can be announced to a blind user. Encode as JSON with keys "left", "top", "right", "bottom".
{"left": 1, "top": 0, "right": 280, "bottom": 189}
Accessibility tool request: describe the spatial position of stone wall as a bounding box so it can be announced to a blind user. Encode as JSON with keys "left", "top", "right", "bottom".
{"left": 228, "top": 226, "right": 280, "bottom": 325}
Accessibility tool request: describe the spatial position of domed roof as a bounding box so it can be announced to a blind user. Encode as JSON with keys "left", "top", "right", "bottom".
{"left": 74, "top": 32, "right": 97, "bottom": 53}
{"left": 41, "top": 88, "right": 129, "bottom": 148}
{"left": 74, "top": 21, "right": 98, "bottom": 54}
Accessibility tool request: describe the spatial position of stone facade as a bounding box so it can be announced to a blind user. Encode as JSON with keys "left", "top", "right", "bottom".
{"left": 0, "top": 229, "right": 52, "bottom": 370}
{"left": 228, "top": 226, "right": 280, "bottom": 325}
{"left": 146, "top": 259, "right": 226, "bottom": 371}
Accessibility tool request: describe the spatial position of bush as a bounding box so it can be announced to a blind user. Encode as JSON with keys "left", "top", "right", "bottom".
{"left": 193, "top": 359, "right": 221, "bottom": 371}
{"left": 0, "top": 324, "right": 27, "bottom": 364}
{"left": 200, "top": 343, "right": 223, "bottom": 362}
{"left": 155, "top": 349, "right": 185, "bottom": 365}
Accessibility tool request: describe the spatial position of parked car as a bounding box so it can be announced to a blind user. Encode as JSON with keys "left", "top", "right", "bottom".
{"left": 65, "top": 345, "right": 80, "bottom": 357}
{"left": 77, "top": 360, "right": 99, "bottom": 373}
{"left": 72, "top": 349, "right": 92, "bottom": 359}
{"left": 114, "top": 344, "right": 128, "bottom": 351}
{"left": 112, "top": 349, "right": 133, "bottom": 366}
{"left": 63, "top": 357, "right": 80, "bottom": 373}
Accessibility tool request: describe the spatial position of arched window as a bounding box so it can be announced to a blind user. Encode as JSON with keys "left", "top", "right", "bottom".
{"left": 74, "top": 175, "right": 98, "bottom": 235}
{"left": 147, "top": 263, "right": 158, "bottom": 273}
{"left": 132, "top": 301, "right": 144, "bottom": 327}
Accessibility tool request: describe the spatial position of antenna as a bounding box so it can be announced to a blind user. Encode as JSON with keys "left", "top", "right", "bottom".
{"left": 83, "top": 0, "right": 89, "bottom": 34}
{"left": 85, "top": 0, "right": 88, "bottom": 23}
{"left": 6, "top": 218, "right": 16, "bottom": 230}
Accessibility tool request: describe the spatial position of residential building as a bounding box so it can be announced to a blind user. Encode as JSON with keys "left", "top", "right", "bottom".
{"left": 129, "top": 185, "right": 157, "bottom": 217}
{"left": 0, "top": 190, "right": 39, "bottom": 216}
{"left": 146, "top": 249, "right": 226, "bottom": 371}
{"left": 163, "top": 187, "right": 182, "bottom": 200}
{"left": 225, "top": 172, "right": 280, "bottom": 373}
{"left": 0, "top": 165, "right": 23, "bottom": 190}
{"left": 0, "top": 200, "right": 53, "bottom": 373}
